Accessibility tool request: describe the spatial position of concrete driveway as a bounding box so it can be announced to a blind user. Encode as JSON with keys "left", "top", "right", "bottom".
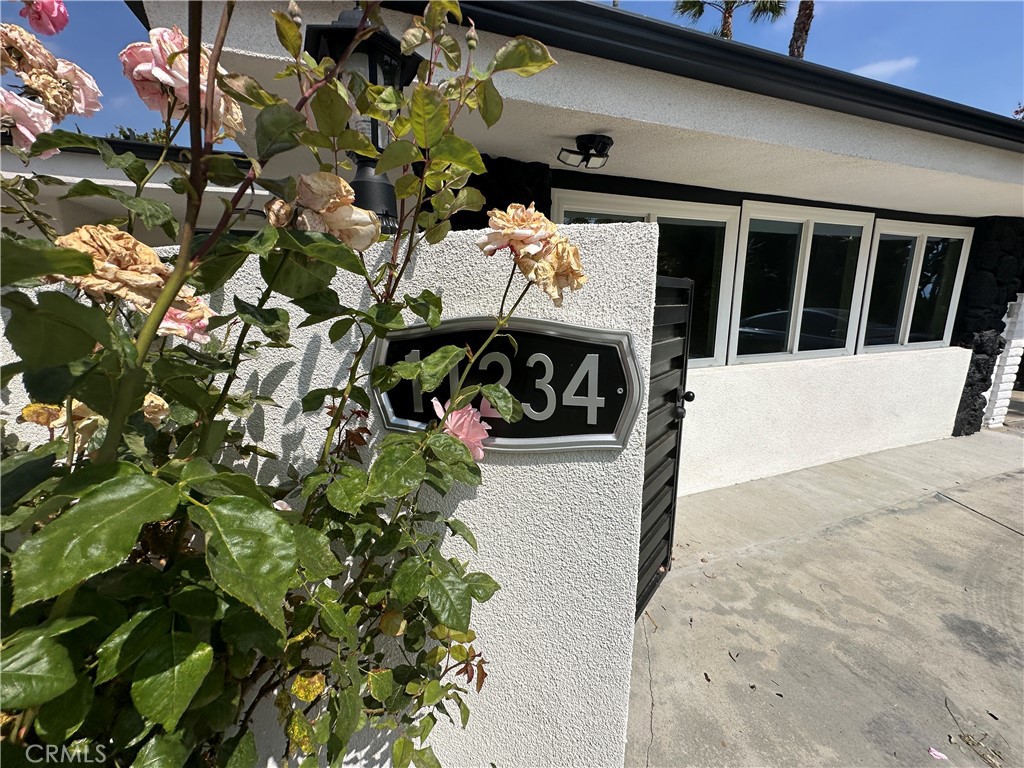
{"left": 627, "top": 430, "right": 1024, "bottom": 768}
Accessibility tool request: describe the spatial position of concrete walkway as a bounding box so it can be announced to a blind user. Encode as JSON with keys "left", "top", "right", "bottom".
{"left": 627, "top": 430, "right": 1024, "bottom": 768}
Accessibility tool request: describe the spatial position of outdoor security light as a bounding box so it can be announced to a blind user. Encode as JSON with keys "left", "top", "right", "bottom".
{"left": 557, "top": 134, "right": 614, "bottom": 169}
{"left": 304, "top": 10, "right": 423, "bottom": 233}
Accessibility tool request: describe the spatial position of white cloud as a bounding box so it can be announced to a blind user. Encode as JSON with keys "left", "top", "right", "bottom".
{"left": 851, "top": 56, "right": 919, "bottom": 82}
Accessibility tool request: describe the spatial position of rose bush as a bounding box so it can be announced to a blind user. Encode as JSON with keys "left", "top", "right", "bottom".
{"left": 0, "top": 2, "right": 583, "bottom": 767}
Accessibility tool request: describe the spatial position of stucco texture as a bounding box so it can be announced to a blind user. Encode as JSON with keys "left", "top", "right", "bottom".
{"left": 677, "top": 346, "right": 973, "bottom": 496}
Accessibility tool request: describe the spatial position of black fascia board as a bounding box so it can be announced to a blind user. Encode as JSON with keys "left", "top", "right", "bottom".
{"left": 382, "top": 0, "right": 1024, "bottom": 154}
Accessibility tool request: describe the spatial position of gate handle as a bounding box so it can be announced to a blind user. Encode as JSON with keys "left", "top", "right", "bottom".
{"left": 683, "top": 391, "right": 695, "bottom": 402}
{"left": 675, "top": 391, "right": 695, "bottom": 420}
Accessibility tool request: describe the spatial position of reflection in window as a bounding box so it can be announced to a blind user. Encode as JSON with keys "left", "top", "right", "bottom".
{"left": 737, "top": 220, "right": 802, "bottom": 355}
{"left": 799, "top": 223, "right": 862, "bottom": 351}
{"left": 910, "top": 237, "right": 963, "bottom": 343}
{"left": 563, "top": 210, "right": 644, "bottom": 225}
{"left": 865, "top": 235, "right": 915, "bottom": 346}
{"left": 656, "top": 218, "right": 725, "bottom": 359}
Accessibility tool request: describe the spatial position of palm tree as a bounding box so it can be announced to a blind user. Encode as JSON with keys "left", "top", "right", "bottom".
{"left": 673, "top": 0, "right": 787, "bottom": 40}
{"left": 788, "top": 0, "right": 814, "bottom": 58}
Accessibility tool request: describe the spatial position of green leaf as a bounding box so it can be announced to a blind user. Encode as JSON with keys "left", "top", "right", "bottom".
{"left": 29, "top": 130, "right": 148, "bottom": 184}
{"left": 311, "top": 82, "right": 352, "bottom": 139}
{"left": 326, "top": 465, "right": 368, "bottom": 514}
{"left": 446, "top": 518, "right": 478, "bottom": 552}
{"left": 233, "top": 296, "right": 290, "bottom": 344}
{"left": 255, "top": 104, "right": 306, "bottom": 160}
{"left": 329, "top": 317, "right": 355, "bottom": 343}
{"left": 436, "top": 34, "right": 462, "bottom": 70}
{"left": 295, "top": 525, "right": 342, "bottom": 581}
{"left": 463, "top": 572, "right": 500, "bottom": 602}
{"left": 0, "top": 237, "right": 93, "bottom": 286}
{"left": 490, "top": 36, "right": 557, "bottom": 77}
{"left": 132, "top": 733, "right": 190, "bottom": 768}
{"left": 333, "top": 685, "right": 361, "bottom": 746}
{"left": 11, "top": 475, "right": 179, "bottom": 610}
{"left": 367, "top": 668, "right": 394, "bottom": 703}
{"left": 188, "top": 496, "right": 297, "bottom": 635}
{"left": 334, "top": 128, "right": 379, "bottom": 158}
{"left": 52, "top": 461, "right": 141, "bottom": 498}
{"left": 410, "top": 84, "right": 448, "bottom": 149}
{"left": 431, "top": 134, "right": 485, "bottom": 174}
{"left": 275, "top": 228, "right": 366, "bottom": 277}
{"left": 426, "top": 433, "right": 473, "bottom": 467}
{"left": 405, "top": 289, "right": 442, "bottom": 328}
{"left": 424, "top": 220, "right": 451, "bottom": 245}
{"left": 181, "top": 461, "right": 271, "bottom": 506}
{"left": 222, "top": 732, "right": 257, "bottom": 768}
{"left": 376, "top": 140, "right": 423, "bottom": 174}
{"left": 480, "top": 383, "right": 523, "bottom": 423}
{"left": 0, "top": 636, "right": 76, "bottom": 709}
{"left": 260, "top": 251, "right": 335, "bottom": 299}
{"left": 130, "top": 632, "right": 214, "bottom": 731}
{"left": 400, "top": 24, "right": 429, "bottom": 55}
{"left": 391, "top": 555, "right": 429, "bottom": 605}
{"left": 205, "top": 155, "right": 248, "bottom": 186}
{"left": 426, "top": 573, "right": 472, "bottom": 632}
{"left": 365, "top": 445, "right": 426, "bottom": 500}
{"left": 426, "top": 0, "right": 462, "bottom": 28}
{"left": 272, "top": 10, "right": 302, "bottom": 58}
{"left": 61, "top": 179, "right": 176, "bottom": 233}
{"left": 95, "top": 607, "right": 173, "bottom": 684}
{"left": 477, "top": 77, "right": 503, "bottom": 127}
{"left": 412, "top": 745, "right": 444, "bottom": 768}
{"left": 35, "top": 674, "right": 93, "bottom": 742}
{"left": 419, "top": 345, "right": 465, "bottom": 392}
{"left": 220, "top": 73, "right": 284, "bottom": 108}
{"left": 301, "top": 387, "right": 343, "bottom": 412}
{"left": 2, "top": 291, "right": 111, "bottom": 370}
{"left": 253, "top": 175, "right": 297, "bottom": 201}
{"left": 1, "top": 450, "right": 55, "bottom": 511}
{"left": 393, "top": 737, "right": 414, "bottom": 768}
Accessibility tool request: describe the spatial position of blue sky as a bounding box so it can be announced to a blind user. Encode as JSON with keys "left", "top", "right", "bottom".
{"left": 2, "top": 0, "right": 1021, "bottom": 141}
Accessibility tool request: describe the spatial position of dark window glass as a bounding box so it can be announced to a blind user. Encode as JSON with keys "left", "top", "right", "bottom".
{"left": 799, "top": 223, "right": 862, "bottom": 351}
{"left": 865, "top": 234, "right": 916, "bottom": 346}
{"left": 737, "top": 220, "right": 802, "bottom": 355}
{"left": 563, "top": 210, "right": 644, "bottom": 225}
{"left": 655, "top": 218, "right": 726, "bottom": 359}
{"left": 909, "top": 237, "right": 963, "bottom": 343}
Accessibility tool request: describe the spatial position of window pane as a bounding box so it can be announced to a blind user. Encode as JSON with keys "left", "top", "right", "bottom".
{"left": 656, "top": 218, "right": 726, "bottom": 360}
{"left": 562, "top": 210, "right": 644, "bottom": 225}
{"left": 798, "top": 223, "right": 862, "bottom": 351}
{"left": 737, "top": 220, "right": 802, "bottom": 356}
{"left": 909, "top": 237, "right": 964, "bottom": 343}
{"left": 865, "top": 234, "right": 915, "bottom": 346}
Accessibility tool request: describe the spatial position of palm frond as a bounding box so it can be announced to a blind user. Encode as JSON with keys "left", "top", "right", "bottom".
{"left": 673, "top": 0, "right": 707, "bottom": 22}
{"left": 748, "top": 0, "right": 787, "bottom": 22}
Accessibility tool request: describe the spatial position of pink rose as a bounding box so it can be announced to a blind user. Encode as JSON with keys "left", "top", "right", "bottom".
{"left": 56, "top": 59, "right": 102, "bottom": 116}
{"left": 157, "top": 297, "right": 215, "bottom": 345}
{"left": 19, "top": 0, "right": 69, "bottom": 36}
{"left": 118, "top": 27, "right": 243, "bottom": 138}
{"left": 0, "top": 87, "right": 55, "bottom": 156}
{"left": 432, "top": 398, "right": 491, "bottom": 461}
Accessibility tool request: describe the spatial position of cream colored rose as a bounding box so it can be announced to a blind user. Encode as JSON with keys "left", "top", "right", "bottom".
{"left": 264, "top": 198, "right": 294, "bottom": 228}
{"left": 18, "top": 67, "right": 73, "bottom": 120}
{"left": 52, "top": 400, "right": 105, "bottom": 456}
{"left": 320, "top": 204, "right": 381, "bottom": 252}
{"left": 295, "top": 209, "right": 329, "bottom": 234}
{"left": 514, "top": 235, "right": 587, "bottom": 308}
{"left": 1, "top": 22, "right": 58, "bottom": 74}
{"left": 142, "top": 392, "right": 170, "bottom": 427}
{"left": 476, "top": 202, "right": 557, "bottom": 258}
{"left": 295, "top": 172, "right": 355, "bottom": 213}
{"left": 55, "top": 224, "right": 173, "bottom": 313}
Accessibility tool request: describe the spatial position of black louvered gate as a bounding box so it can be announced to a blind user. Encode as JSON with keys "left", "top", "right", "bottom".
{"left": 636, "top": 276, "right": 694, "bottom": 619}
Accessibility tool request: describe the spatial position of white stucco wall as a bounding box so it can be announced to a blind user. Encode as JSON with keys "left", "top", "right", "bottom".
{"left": 676, "top": 347, "right": 973, "bottom": 496}
{"left": 2, "top": 224, "right": 659, "bottom": 768}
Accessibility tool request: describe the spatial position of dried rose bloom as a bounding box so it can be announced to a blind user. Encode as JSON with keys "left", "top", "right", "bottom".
{"left": 18, "top": 66, "right": 73, "bottom": 119}
{"left": 264, "top": 198, "right": 295, "bottom": 228}
{"left": 1, "top": 23, "right": 58, "bottom": 74}
{"left": 142, "top": 392, "right": 170, "bottom": 427}
{"left": 295, "top": 172, "right": 356, "bottom": 212}
{"left": 52, "top": 400, "right": 105, "bottom": 455}
{"left": 19, "top": 403, "right": 62, "bottom": 428}
{"left": 475, "top": 202, "right": 558, "bottom": 258}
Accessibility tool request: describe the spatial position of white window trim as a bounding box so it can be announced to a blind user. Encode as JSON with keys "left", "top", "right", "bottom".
{"left": 551, "top": 189, "right": 740, "bottom": 367}
{"left": 856, "top": 220, "right": 974, "bottom": 353}
{"left": 728, "top": 201, "right": 875, "bottom": 365}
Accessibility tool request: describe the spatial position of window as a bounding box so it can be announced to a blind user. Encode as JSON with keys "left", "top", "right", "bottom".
{"left": 729, "top": 203, "right": 873, "bottom": 363}
{"left": 858, "top": 221, "right": 972, "bottom": 351}
{"left": 551, "top": 190, "right": 739, "bottom": 366}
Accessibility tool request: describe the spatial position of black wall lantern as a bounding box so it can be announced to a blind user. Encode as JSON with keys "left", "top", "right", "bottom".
{"left": 557, "top": 134, "right": 614, "bottom": 169}
{"left": 304, "top": 10, "right": 423, "bottom": 232}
